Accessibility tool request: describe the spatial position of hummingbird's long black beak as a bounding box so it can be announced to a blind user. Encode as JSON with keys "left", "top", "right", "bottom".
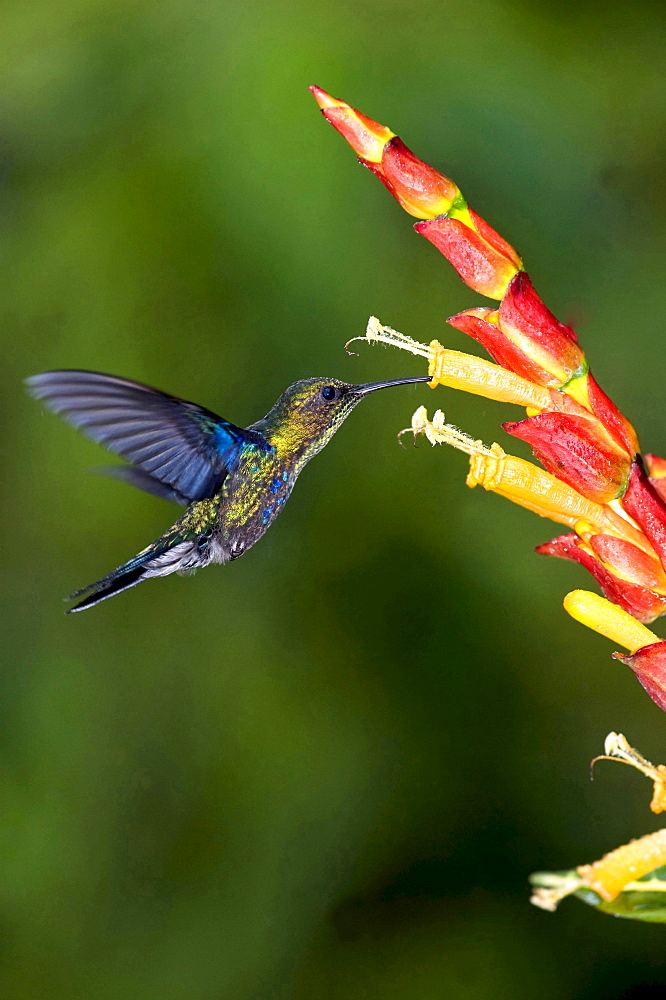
{"left": 350, "top": 375, "right": 431, "bottom": 396}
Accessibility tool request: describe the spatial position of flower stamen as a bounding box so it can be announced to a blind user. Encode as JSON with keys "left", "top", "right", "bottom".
{"left": 591, "top": 733, "right": 666, "bottom": 814}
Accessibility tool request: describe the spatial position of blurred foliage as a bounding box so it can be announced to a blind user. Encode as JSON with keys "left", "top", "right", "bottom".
{"left": 3, "top": 0, "right": 666, "bottom": 996}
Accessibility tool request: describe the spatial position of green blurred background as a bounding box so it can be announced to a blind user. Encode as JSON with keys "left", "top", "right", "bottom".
{"left": 3, "top": 0, "right": 666, "bottom": 996}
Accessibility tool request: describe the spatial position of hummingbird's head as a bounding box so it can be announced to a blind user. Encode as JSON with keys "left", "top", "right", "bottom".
{"left": 257, "top": 375, "right": 431, "bottom": 465}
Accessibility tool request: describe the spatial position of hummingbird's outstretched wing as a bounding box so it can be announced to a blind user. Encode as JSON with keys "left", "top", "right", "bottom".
{"left": 26, "top": 369, "right": 260, "bottom": 502}
{"left": 94, "top": 465, "right": 191, "bottom": 504}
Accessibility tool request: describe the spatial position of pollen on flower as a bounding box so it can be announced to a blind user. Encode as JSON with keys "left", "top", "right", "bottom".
{"left": 359, "top": 316, "right": 433, "bottom": 360}
{"left": 355, "top": 318, "right": 555, "bottom": 411}
{"left": 400, "top": 405, "right": 497, "bottom": 457}
{"left": 402, "top": 409, "right": 658, "bottom": 551}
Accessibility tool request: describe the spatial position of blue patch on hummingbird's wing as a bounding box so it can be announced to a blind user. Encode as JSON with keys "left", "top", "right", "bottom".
{"left": 26, "top": 369, "right": 265, "bottom": 501}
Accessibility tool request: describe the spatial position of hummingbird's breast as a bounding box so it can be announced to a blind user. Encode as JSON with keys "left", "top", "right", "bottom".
{"left": 214, "top": 446, "right": 295, "bottom": 560}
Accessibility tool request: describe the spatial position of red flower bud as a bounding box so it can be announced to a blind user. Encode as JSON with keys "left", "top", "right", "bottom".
{"left": 415, "top": 215, "right": 521, "bottom": 300}
{"left": 503, "top": 412, "right": 631, "bottom": 504}
{"left": 614, "top": 642, "right": 666, "bottom": 712}
{"left": 538, "top": 534, "right": 666, "bottom": 623}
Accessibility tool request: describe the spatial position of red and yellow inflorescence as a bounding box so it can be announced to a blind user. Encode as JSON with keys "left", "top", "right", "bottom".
{"left": 311, "top": 85, "right": 666, "bottom": 713}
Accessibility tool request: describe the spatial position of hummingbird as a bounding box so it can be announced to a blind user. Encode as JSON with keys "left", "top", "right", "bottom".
{"left": 27, "top": 369, "right": 429, "bottom": 612}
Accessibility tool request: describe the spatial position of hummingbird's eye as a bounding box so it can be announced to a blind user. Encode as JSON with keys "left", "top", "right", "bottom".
{"left": 320, "top": 385, "right": 338, "bottom": 402}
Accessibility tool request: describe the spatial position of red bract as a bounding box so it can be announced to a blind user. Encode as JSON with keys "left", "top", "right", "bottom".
{"left": 415, "top": 216, "right": 521, "bottom": 299}
{"left": 613, "top": 642, "right": 666, "bottom": 712}
{"left": 311, "top": 85, "right": 523, "bottom": 298}
{"left": 585, "top": 375, "right": 638, "bottom": 458}
{"left": 646, "top": 453, "right": 666, "bottom": 479}
{"left": 623, "top": 462, "right": 666, "bottom": 573}
{"left": 363, "top": 137, "right": 460, "bottom": 219}
{"left": 537, "top": 534, "right": 666, "bottom": 623}
{"left": 447, "top": 308, "right": 557, "bottom": 386}
{"left": 591, "top": 535, "right": 666, "bottom": 592}
{"left": 313, "top": 85, "right": 666, "bottom": 682}
{"left": 310, "top": 86, "right": 393, "bottom": 163}
{"left": 469, "top": 209, "right": 522, "bottom": 270}
{"left": 503, "top": 412, "right": 632, "bottom": 504}
{"left": 497, "top": 272, "right": 585, "bottom": 385}
{"left": 645, "top": 453, "right": 666, "bottom": 505}
{"left": 447, "top": 271, "right": 585, "bottom": 387}
{"left": 310, "top": 86, "right": 461, "bottom": 218}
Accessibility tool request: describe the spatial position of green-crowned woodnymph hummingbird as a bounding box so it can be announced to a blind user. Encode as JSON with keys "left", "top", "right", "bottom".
{"left": 27, "top": 370, "right": 429, "bottom": 611}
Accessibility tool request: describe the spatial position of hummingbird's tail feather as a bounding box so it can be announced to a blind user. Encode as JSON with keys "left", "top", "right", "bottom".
{"left": 66, "top": 539, "right": 201, "bottom": 613}
{"left": 67, "top": 563, "right": 155, "bottom": 612}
